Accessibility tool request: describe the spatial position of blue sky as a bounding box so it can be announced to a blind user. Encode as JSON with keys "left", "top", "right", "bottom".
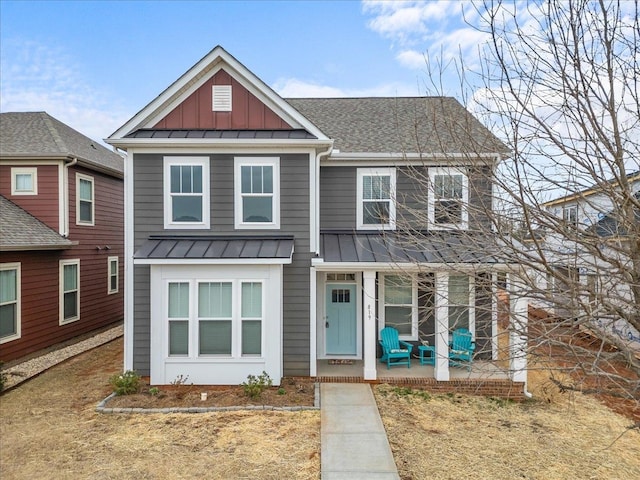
{"left": 1, "top": 0, "right": 484, "bottom": 142}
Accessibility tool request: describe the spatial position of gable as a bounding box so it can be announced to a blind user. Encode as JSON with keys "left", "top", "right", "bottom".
{"left": 154, "top": 69, "right": 292, "bottom": 130}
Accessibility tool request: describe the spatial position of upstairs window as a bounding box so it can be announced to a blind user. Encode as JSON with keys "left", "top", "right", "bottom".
{"left": 357, "top": 168, "right": 396, "bottom": 230}
{"left": 235, "top": 157, "right": 280, "bottom": 229}
{"left": 76, "top": 174, "right": 95, "bottom": 225}
{"left": 428, "top": 168, "right": 468, "bottom": 230}
{"left": 11, "top": 168, "right": 37, "bottom": 195}
{"left": 563, "top": 205, "right": 578, "bottom": 227}
{"left": 163, "top": 157, "right": 210, "bottom": 229}
{"left": 0, "top": 263, "right": 21, "bottom": 343}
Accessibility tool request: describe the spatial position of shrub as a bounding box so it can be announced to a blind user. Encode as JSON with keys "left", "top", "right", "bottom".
{"left": 242, "top": 371, "right": 273, "bottom": 399}
{"left": 109, "top": 370, "right": 140, "bottom": 395}
{"left": 149, "top": 387, "right": 160, "bottom": 396}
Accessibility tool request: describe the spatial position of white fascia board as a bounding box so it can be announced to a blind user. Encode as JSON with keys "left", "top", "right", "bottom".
{"left": 311, "top": 259, "right": 513, "bottom": 271}
{"left": 134, "top": 257, "right": 293, "bottom": 266}
{"left": 323, "top": 152, "right": 499, "bottom": 166}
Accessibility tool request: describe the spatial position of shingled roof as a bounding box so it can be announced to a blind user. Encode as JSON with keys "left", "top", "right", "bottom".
{"left": 0, "top": 112, "right": 123, "bottom": 176}
{"left": 286, "top": 97, "right": 508, "bottom": 156}
{"left": 0, "top": 195, "right": 75, "bottom": 251}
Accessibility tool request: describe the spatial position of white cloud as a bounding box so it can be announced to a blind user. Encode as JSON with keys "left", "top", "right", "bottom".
{"left": 0, "top": 39, "right": 129, "bottom": 144}
{"left": 273, "top": 77, "right": 418, "bottom": 98}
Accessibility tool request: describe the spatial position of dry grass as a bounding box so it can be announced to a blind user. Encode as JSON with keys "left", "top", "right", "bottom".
{"left": 2, "top": 337, "right": 639, "bottom": 479}
{"left": 0, "top": 339, "right": 320, "bottom": 480}
{"left": 375, "top": 381, "right": 640, "bottom": 480}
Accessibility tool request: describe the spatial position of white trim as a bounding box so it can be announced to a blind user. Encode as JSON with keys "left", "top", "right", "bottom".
{"left": 309, "top": 267, "right": 317, "bottom": 376}
{"left": 75, "top": 173, "right": 95, "bottom": 226}
{"left": 58, "top": 162, "right": 65, "bottom": 234}
{"left": 434, "top": 271, "right": 450, "bottom": 381}
{"left": 323, "top": 153, "right": 500, "bottom": 166}
{"left": 312, "top": 259, "right": 514, "bottom": 271}
{"left": 0, "top": 262, "right": 21, "bottom": 344}
{"left": 379, "top": 273, "right": 418, "bottom": 341}
{"left": 362, "top": 271, "right": 377, "bottom": 380}
{"left": 428, "top": 167, "right": 469, "bottom": 230}
{"left": 163, "top": 156, "right": 210, "bottom": 229}
{"left": 234, "top": 157, "right": 280, "bottom": 230}
{"left": 59, "top": 259, "right": 80, "bottom": 324}
{"left": 107, "top": 256, "right": 119, "bottom": 295}
{"left": 10, "top": 167, "right": 38, "bottom": 195}
{"left": 356, "top": 167, "right": 396, "bottom": 230}
{"left": 124, "top": 149, "right": 135, "bottom": 370}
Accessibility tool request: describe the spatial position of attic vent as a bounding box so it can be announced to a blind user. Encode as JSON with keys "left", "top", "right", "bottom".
{"left": 212, "top": 85, "right": 232, "bottom": 112}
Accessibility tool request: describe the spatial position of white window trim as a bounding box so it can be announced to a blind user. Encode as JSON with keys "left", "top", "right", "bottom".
{"left": 379, "top": 273, "right": 418, "bottom": 341}
{"left": 11, "top": 167, "right": 38, "bottom": 195}
{"left": 163, "top": 156, "right": 210, "bottom": 230}
{"left": 0, "top": 262, "right": 21, "bottom": 343}
{"left": 76, "top": 173, "right": 95, "bottom": 226}
{"left": 165, "top": 278, "right": 265, "bottom": 359}
{"left": 428, "top": 167, "right": 469, "bottom": 230}
{"left": 234, "top": 157, "right": 281, "bottom": 230}
{"left": 107, "top": 256, "right": 119, "bottom": 295}
{"left": 356, "top": 167, "right": 396, "bottom": 230}
{"left": 59, "top": 259, "right": 80, "bottom": 325}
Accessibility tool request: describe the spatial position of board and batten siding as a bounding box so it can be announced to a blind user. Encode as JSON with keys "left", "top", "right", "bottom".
{"left": 131, "top": 153, "right": 311, "bottom": 376}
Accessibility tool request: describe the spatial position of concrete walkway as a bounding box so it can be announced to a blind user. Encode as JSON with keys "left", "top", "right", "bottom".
{"left": 321, "top": 383, "right": 400, "bottom": 479}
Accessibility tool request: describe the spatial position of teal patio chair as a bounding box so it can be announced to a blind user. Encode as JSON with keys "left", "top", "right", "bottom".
{"left": 379, "top": 327, "right": 413, "bottom": 369}
{"left": 449, "top": 328, "right": 475, "bottom": 371}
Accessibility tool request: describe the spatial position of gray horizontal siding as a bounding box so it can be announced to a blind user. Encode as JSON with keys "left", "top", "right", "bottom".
{"left": 133, "top": 265, "right": 150, "bottom": 375}
{"left": 319, "top": 167, "right": 356, "bottom": 229}
{"left": 282, "top": 251, "right": 312, "bottom": 376}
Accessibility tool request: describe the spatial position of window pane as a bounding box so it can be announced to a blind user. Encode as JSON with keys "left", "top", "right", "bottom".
{"left": 434, "top": 200, "right": 461, "bottom": 224}
{"left": 64, "top": 291, "right": 77, "bottom": 319}
{"left": 110, "top": 260, "right": 117, "bottom": 276}
{"left": 243, "top": 197, "right": 272, "bottom": 222}
{"left": 242, "top": 320, "right": 261, "bottom": 355}
{"left": 449, "top": 275, "right": 469, "bottom": 305}
{"left": 452, "top": 175, "right": 463, "bottom": 198}
{"left": 168, "top": 283, "right": 189, "bottom": 318}
{"left": 0, "top": 304, "right": 17, "bottom": 337}
{"left": 110, "top": 274, "right": 118, "bottom": 292}
{"left": 63, "top": 264, "right": 77, "bottom": 291}
{"left": 181, "top": 165, "right": 192, "bottom": 193}
{"left": 241, "top": 282, "right": 262, "bottom": 318}
{"left": 80, "top": 200, "right": 92, "bottom": 222}
{"left": 170, "top": 166, "right": 181, "bottom": 193}
{"left": 192, "top": 166, "right": 202, "bottom": 193}
{"left": 251, "top": 166, "right": 263, "bottom": 193}
{"left": 16, "top": 173, "right": 33, "bottom": 191}
{"left": 79, "top": 179, "right": 92, "bottom": 201}
{"left": 262, "top": 166, "right": 273, "bottom": 194}
{"left": 198, "top": 282, "right": 232, "bottom": 318}
{"left": 0, "top": 269, "right": 17, "bottom": 303}
{"left": 363, "top": 175, "right": 373, "bottom": 200}
{"left": 172, "top": 196, "right": 203, "bottom": 222}
{"left": 363, "top": 201, "right": 389, "bottom": 225}
{"left": 385, "top": 306, "right": 412, "bottom": 335}
{"left": 169, "top": 320, "right": 189, "bottom": 355}
{"left": 241, "top": 166, "right": 251, "bottom": 193}
{"left": 385, "top": 276, "right": 412, "bottom": 304}
{"left": 199, "top": 320, "right": 232, "bottom": 355}
{"left": 449, "top": 306, "right": 469, "bottom": 330}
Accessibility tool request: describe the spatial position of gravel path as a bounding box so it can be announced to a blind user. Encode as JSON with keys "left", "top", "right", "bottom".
{"left": 1, "top": 324, "right": 123, "bottom": 390}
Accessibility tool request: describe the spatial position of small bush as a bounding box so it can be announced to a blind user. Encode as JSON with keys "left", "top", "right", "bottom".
{"left": 149, "top": 387, "right": 160, "bottom": 396}
{"left": 242, "top": 371, "right": 273, "bottom": 399}
{"left": 277, "top": 387, "right": 286, "bottom": 395}
{"left": 109, "top": 370, "right": 140, "bottom": 396}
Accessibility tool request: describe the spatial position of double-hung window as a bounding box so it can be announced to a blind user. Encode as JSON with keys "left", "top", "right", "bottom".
{"left": 563, "top": 205, "right": 578, "bottom": 227}
{"left": 382, "top": 274, "right": 417, "bottom": 340}
{"left": 11, "top": 168, "right": 37, "bottom": 195}
{"left": 164, "top": 157, "right": 210, "bottom": 229}
{"left": 168, "top": 282, "right": 190, "bottom": 355}
{"left": 0, "top": 263, "right": 21, "bottom": 343}
{"left": 234, "top": 157, "right": 280, "bottom": 229}
{"left": 448, "top": 275, "right": 474, "bottom": 332}
{"left": 428, "top": 168, "right": 468, "bottom": 229}
{"left": 60, "top": 259, "right": 80, "bottom": 324}
{"left": 108, "top": 256, "right": 119, "bottom": 294}
{"left": 357, "top": 168, "right": 396, "bottom": 230}
{"left": 198, "top": 282, "right": 233, "bottom": 355}
{"left": 76, "top": 174, "right": 95, "bottom": 225}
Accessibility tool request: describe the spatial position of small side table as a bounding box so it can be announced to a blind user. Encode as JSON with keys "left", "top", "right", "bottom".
{"left": 418, "top": 345, "right": 435, "bottom": 365}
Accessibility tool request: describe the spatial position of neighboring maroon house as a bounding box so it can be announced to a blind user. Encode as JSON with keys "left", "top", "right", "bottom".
{"left": 0, "top": 112, "right": 124, "bottom": 362}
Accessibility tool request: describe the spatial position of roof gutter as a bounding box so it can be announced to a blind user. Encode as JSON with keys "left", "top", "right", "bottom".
{"left": 62, "top": 157, "right": 78, "bottom": 237}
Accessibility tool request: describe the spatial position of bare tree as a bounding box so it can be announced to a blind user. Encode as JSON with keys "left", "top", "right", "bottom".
{"left": 394, "top": 0, "right": 639, "bottom": 416}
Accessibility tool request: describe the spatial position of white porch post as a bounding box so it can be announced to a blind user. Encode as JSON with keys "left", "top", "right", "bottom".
{"left": 363, "top": 270, "right": 377, "bottom": 380}
{"left": 434, "top": 271, "right": 450, "bottom": 381}
{"left": 309, "top": 266, "right": 317, "bottom": 377}
{"left": 509, "top": 271, "right": 528, "bottom": 383}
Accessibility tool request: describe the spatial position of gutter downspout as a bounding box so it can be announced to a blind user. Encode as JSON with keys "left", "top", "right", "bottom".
{"left": 62, "top": 157, "right": 78, "bottom": 237}
{"left": 315, "top": 143, "right": 333, "bottom": 256}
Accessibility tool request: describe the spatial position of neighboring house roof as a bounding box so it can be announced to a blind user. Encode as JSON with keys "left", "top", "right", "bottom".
{"left": 134, "top": 235, "right": 295, "bottom": 262}
{"left": 320, "top": 232, "right": 506, "bottom": 264}
{"left": 0, "top": 112, "right": 124, "bottom": 177}
{"left": 589, "top": 191, "right": 640, "bottom": 238}
{"left": 287, "top": 97, "right": 508, "bottom": 156}
{"left": 0, "top": 195, "right": 75, "bottom": 251}
{"left": 542, "top": 171, "right": 640, "bottom": 207}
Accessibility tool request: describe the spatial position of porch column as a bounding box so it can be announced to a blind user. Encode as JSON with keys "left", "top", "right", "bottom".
{"left": 363, "top": 270, "right": 377, "bottom": 380}
{"left": 509, "top": 272, "right": 528, "bottom": 383}
{"left": 434, "top": 271, "right": 450, "bottom": 381}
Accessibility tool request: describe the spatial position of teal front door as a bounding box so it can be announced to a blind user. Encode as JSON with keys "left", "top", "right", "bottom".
{"left": 325, "top": 284, "right": 357, "bottom": 355}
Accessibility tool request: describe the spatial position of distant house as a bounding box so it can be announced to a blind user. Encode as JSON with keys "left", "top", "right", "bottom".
{"left": 539, "top": 172, "right": 640, "bottom": 351}
{"left": 0, "top": 112, "right": 124, "bottom": 362}
{"left": 106, "top": 46, "right": 529, "bottom": 393}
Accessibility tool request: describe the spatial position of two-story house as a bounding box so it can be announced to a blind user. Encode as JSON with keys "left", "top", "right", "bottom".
{"left": 106, "top": 46, "right": 529, "bottom": 390}
{"left": 0, "top": 112, "right": 124, "bottom": 362}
